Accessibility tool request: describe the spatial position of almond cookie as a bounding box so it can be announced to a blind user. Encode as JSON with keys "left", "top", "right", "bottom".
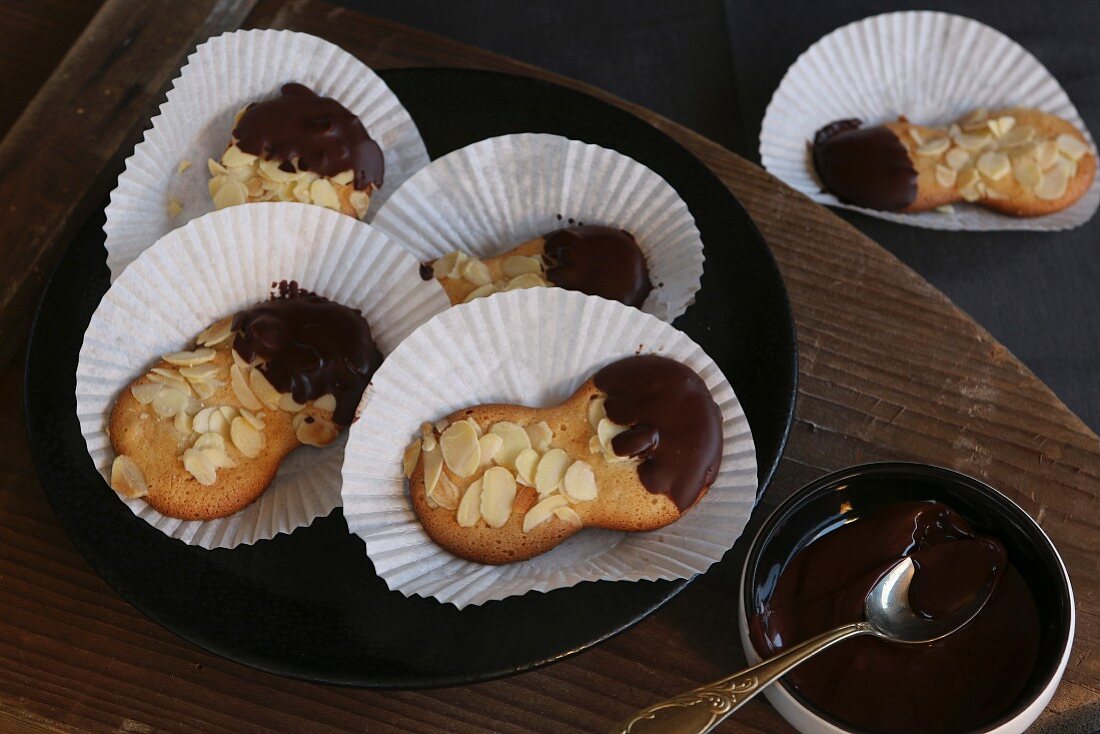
{"left": 813, "top": 107, "right": 1095, "bottom": 216}
{"left": 108, "top": 281, "right": 381, "bottom": 520}
{"left": 405, "top": 355, "right": 722, "bottom": 564}
{"left": 208, "top": 83, "right": 381, "bottom": 219}
{"left": 419, "top": 225, "right": 652, "bottom": 307}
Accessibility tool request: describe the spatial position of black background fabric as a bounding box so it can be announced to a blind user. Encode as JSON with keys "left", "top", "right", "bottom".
{"left": 347, "top": 0, "right": 1100, "bottom": 432}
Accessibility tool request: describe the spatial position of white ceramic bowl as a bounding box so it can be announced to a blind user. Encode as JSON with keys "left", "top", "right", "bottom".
{"left": 738, "top": 463, "right": 1074, "bottom": 733}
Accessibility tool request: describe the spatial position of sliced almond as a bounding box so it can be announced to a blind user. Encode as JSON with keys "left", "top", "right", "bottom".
{"left": 478, "top": 433, "right": 503, "bottom": 466}
{"left": 465, "top": 417, "right": 484, "bottom": 438}
{"left": 488, "top": 421, "right": 531, "bottom": 470}
{"left": 429, "top": 472, "right": 461, "bottom": 510}
{"left": 197, "top": 316, "right": 234, "bottom": 347}
{"left": 462, "top": 259, "right": 492, "bottom": 287}
{"left": 1056, "top": 133, "right": 1090, "bottom": 162}
{"left": 998, "top": 124, "right": 1034, "bottom": 148}
{"left": 230, "top": 416, "right": 264, "bottom": 458}
{"left": 1013, "top": 157, "right": 1042, "bottom": 188}
{"left": 915, "top": 137, "right": 950, "bottom": 157}
{"left": 514, "top": 447, "right": 540, "bottom": 486}
{"left": 148, "top": 367, "right": 190, "bottom": 393}
{"left": 193, "top": 407, "right": 216, "bottom": 434}
{"left": 934, "top": 165, "right": 957, "bottom": 188}
{"left": 1036, "top": 140, "right": 1059, "bottom": 169}
{"left": 446, "top": 252, "right": 469, "bottom": 280}
{"left": 332, "top": 169, "right": 355, "bottom": 186}
{"left": 562, "top": 460, "right": 598, "bottom": 502}
{"left": 151, "top": 387, "right": 189, "bottom": 418}
{"left": 945, "top": 147, "right": 971, "bottom": 171}
{"left": 221, "top": 145, "right": 257, "bottom": 167}
{"left": 278, "top": 392, "right": 306, "bottom": 413}
{"left": 440, "top": 420, "right": 481, "bottom": 477}
{"left": 421, "top": 422, "right": 437, "bottom": 452}
{"left": 207, "top": 408, "right": 231, "bottom": 438}
{"left": 194, "top": 431, "right": 226, "bottom": 453}
{"left": 976, "top": 151, "right": 1010, "bottom": 181}
{"left": 587, "top": 396, "right": 606, "bottom": 431}
{"left": 257, "top": 157, "right": 296, "bottom": 183}
{"left": 990, "top": 115, "right": 1015, "bottom": 137}
{"left": 349, "top": 190, "right": 370, "bottom": 219}
{"left": 503, "top": 273, "right": 546, "bottom": 291}
{"left": 310, "top": 178, "right": 341, "bottom": 211}
{"left": 463, "top": 283, "right": 498, "bottom": 303}
{"left": 588, "top": 435, "right": 602, "bottom": 454}
{"left": 522, "top": 495, "right": 569, "bottom": 533}
{"left": 525, "top": 422, "right": 553, "bottom": 452}
{"left": 230, "top": 364, "right": 263, "bottom": 410}
{"left": 110, "top": 455, "right": 148, "bottom": 498}
{"left": 480, "top": 467, "right": 517, "bottom": 528}
{"left": 163, "top": 348, "right": 216, "bottom": 367}
{"left": 534, "top": 448, "right": 571, "bottom": 497}
{"left": 249, "top": 368, "right": 282, "bottom": 409}
{"left": 293, "top": 178, "right": 313, "bottom": 204}
{"left": 167, "top": 198, "right": 183, "bottom": 219}
{"left": 240, "top": 408, "right": 265, "bottom": 431}
{"left": 403, "top": 439, "right": 422, "bottom": 479}
{"left": 208, "top": 159, "right": 228, "bottom": 177}
{"left": 130, "top": 383, "right": 164, "bottom": 405}
{"left": 313, "top": 394, "right": 337, "bottom": 413}
{"left": 502, "top": 255, "right": 544, "bottom": 278}
{"left": 456, "top": 477, "right": 483, "bottom": 527}
{"left": 295, "top": 416, "right": 339, "bottom": 447}
{"left": 423, "top": 442, "right": 443, "bottom": 497}
{"left": 957, "top": 167, "right": 980, "bottom": 191}
{"left": 432, "top": 252, "right": 461, "bottom": 279}
{"left": 953, "top": 129, "right": 992, "bottom": 151}
{"left": 1036, "top": 163, "right": 1070, "bottom": 201}
{"left": 191, "top": 380, "right": 217, "bottom": 400}
{"left": 553, "top": 506, "right": 582, "bottom": 528}
{"left": 212, "top": 177, "right": 248, "bottom": 209}
{"left": 183, "top": 447, "right": 217, "bottom": 486}
{"left": 179, "top": 363, "right": 219, "bottom": 382}
{"left": 907, "top": 127, "right": 925, "bottom": 146}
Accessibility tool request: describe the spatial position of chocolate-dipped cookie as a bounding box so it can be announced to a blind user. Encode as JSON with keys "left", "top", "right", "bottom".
{"left": 813, "top": 107, "right": 1095, "bottom": 216}
{"left": 208, "top": 83, "right": 383, "bottom": 219}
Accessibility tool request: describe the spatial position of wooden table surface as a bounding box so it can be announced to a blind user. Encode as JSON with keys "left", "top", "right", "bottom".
{"left": 1, "top": 0, "right": 1097, "bottom": 732}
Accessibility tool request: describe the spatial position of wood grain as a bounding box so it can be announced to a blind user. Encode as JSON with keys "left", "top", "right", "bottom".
{"left": 0, "top": 0, "right": 257, "bottom": 371}
{"left": 0, "top": 0, "right": 1097, "bottom": 732}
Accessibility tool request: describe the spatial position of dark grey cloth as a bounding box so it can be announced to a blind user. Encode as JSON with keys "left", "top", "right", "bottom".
{"left": 350, "top": 0, "right": 1100, "bottom": 432}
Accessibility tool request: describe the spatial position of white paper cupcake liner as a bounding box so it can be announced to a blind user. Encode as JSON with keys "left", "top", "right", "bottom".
{"left": 77, "top": 203, "right": 450, "bottom": 549}
{"left": 341, "top": 288, "right": 757, "bottom": 608}
{"left": 104, "top": 29, "right": 431, "bottom": 281}
{"left": 370, "top": 133, "right": 705, "bottom": 321}
{"left": 761, "top": 11, "right": 1099, "bottom": 231}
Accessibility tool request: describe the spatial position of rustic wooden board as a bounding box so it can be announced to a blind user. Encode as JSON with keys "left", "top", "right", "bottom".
{"left": 0, "top": 0, "right": 1096, "bottom": 732}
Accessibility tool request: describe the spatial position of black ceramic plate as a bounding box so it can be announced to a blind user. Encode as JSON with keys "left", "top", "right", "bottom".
{"left": 24, "top": 68, "right": 796, "bottom": 687}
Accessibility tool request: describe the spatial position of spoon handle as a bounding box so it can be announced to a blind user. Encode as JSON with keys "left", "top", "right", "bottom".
{"left": 613, "top": 622, "right": 871, "bottom": 734}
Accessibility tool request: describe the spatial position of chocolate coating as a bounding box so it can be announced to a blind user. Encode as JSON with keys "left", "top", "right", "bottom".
{"left": 593, "top": 355, "right": 722, "bottom": 511}
{"left": 812, "top": 118, "right": 917, "bottom": 211}
{"left": 749, "top": 500, "right": 1040, "bottom": 734}
{"left": 231, "top": 281, "right": 381, "bottom": 425}
{"left": 543, "top": 226, "right": 652, "bottom": 308}
{"left": 233, "top": 83, "right": 384, "bottom": 190}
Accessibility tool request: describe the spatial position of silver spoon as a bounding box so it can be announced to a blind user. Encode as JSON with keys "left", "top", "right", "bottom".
{"left": 615, "top": 556, "right": 996, "bottom": 734}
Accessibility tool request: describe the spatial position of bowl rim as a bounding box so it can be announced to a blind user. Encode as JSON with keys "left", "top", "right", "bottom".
{"left": 738, "top": 461, "right": 1076, "bottom": 734}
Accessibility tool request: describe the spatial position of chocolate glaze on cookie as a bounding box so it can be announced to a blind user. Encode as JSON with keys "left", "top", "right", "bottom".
{"left": 233, "top": 83, "right": 384, "bottom": 190}
{"left": 593, "top": 355, "right": 722, "bottom": 511}
{"left": 812, "top": 119, "right": 917, "bottom": 211}
{"left": 543, "top": 226, "right": 652, "bottom": 308}
{"left": 232, "top": 281, "right": 381, "bottom": 425}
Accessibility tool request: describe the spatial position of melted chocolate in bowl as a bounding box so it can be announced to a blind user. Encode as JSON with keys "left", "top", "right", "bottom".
{"left": 233, "top": 83, "right": 384, "bottom": 190}
{"left": 749, "top": 499, "right": 1041, "bottom": 734}
{"left": 231, "top": 281, "right": 382, "bottom": 425}
{"left": 593, "top": 355, "right": 722, "bottom": 511}
{"left": 812, "top": 119, "right": 917, "bottom": 211}
{"left": 543, "top": 225, "right": 652, "bottom": 308}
